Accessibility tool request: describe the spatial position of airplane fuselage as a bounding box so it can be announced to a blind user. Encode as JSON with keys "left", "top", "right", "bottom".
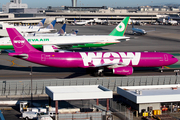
{"left": 0, "top": 35, "right": 128, "bottom": 50}
{"left": 9, "top": 52, "right": 178, "bottom": 68}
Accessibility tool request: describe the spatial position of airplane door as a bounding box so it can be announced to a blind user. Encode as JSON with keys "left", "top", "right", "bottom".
{"left": 41, "top": 54, "right": 46, "bottom": 61}
{"left": 164, "top": 54, "right": 168, "bottom": 61}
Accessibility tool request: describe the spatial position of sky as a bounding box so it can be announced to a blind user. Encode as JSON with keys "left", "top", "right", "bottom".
{"left": 0, "top": 0, "right": 180, "bottom": 8}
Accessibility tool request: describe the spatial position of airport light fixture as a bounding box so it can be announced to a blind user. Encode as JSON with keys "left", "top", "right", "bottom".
{"left": 29, "top": 66, "right": 33, "bottom": 107}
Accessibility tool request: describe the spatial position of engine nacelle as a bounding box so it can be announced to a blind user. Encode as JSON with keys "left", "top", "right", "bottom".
{"left": 113, "top": 66, "right": 133, "bottom": 76}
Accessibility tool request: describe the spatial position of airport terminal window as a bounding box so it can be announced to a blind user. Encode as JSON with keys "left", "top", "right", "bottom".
{"left": 0, "top": 24, "right": 2, "bottom": 29}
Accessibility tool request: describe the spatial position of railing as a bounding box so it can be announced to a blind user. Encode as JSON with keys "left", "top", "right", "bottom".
{"left": 0, "top": 75, "right": 179, "bottom": 96}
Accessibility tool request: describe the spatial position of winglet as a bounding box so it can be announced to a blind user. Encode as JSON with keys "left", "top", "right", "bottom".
{"left": 6, "top": 28, "right": 41, "bottom": 53}
{"left": 109, "top": 17, "right": 130, "bottom": 36}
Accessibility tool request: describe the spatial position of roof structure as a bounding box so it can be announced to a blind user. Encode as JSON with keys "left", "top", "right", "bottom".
{"left": 117, "top": 84, "right": 180, "bottom": 104}
{"left": 46, "top": 85, "right": 113, "bottom": 101}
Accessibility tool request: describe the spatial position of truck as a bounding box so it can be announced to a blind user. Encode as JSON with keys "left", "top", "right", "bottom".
{"left": 22, "top": 111, "right": 39, "bottom": 120}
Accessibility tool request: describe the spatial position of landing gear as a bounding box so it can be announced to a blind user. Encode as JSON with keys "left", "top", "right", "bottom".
{"left": 87, "top": 68, "right": 104, "bottom": 77}
{"left": 160, "top": 66, "right": 164, "bottom": 73}
{"left": 93, "top": 68, "right": 104, "bottom": 77}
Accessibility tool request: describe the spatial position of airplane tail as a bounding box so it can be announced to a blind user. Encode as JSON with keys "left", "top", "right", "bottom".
{"left": 37, "top": 18, "right": 46, "bottom": 27}
{"left": 72, "top": 29, "right": 79, "bottom": 35}
{"left": 58, "top": 24, "right": 66, "bottom": 35}
{"left": 74, "top": 18, "right": 77, "bottom": 23}
{"left": 6, "top": 28, "right": 41, "bottom": 53}
{"left": 46, "top": 20, "right": 56, "bottom": 29}
{"left": 109, "top": 16, "right": 130, "bottom": 36}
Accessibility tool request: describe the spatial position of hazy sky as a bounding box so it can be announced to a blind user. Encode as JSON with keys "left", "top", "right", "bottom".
{"left": 1, "top": 0, "right": 180, "bottom": 8}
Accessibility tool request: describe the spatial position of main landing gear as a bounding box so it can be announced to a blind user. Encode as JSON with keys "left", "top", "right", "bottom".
{"left": 93, "top": 69, "right": 104, "bottom": 77}
{"left": 86, "top": 68, "right": 104, "bottom": 77}
{"left": 160, "top": 66, "right": 164, "bottom": 73}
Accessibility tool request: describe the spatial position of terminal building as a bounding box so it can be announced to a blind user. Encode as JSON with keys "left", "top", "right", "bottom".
{"left": 117, "top": 84, "right": 180, "bottom": 115}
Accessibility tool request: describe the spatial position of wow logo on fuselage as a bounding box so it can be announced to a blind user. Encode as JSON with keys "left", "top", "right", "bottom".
{"left": 13, "top": 36, "right": 25, "bottom": 48}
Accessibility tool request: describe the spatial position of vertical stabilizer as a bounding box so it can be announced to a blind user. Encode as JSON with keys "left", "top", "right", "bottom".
{"left": 74, "top": 18, "right": 77, "bottom": 23}
{"left": 37, "top": 18, "right": 46, "bottom": 27}
{"left": 47, "top": 20, "right": 56, "bottom": 29}
{"left": 109, "top": 17, "right": 130, "bottom": 36}
{"left": 6, "top": 28, "right": 41, "bottom": 53}
{"left": 58, "top": 24, "right": 66, "bottom": 35}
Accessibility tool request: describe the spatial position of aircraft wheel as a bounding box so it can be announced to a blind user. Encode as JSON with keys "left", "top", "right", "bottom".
{"left": 93, "top": 72, "right": 98, "bottom": 77}
{"left": 99, "top": 72, "right": 104, "bottom": 77}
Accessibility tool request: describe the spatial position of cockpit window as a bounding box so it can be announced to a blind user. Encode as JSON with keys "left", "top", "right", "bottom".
{"left": 172, "top": 56, "right": 175, "bottom": 58}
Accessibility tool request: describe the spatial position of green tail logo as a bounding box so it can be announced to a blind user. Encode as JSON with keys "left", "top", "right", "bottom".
{"left": 109, "top": 16, "right": 130, "bottom": 36}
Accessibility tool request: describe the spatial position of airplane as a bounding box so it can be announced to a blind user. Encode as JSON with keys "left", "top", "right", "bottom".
{"left": 6, "top": 28, "right": 178, "bottom": 76}
{"left": 27, "top": 24, "right": 78, "bottom": 36}
{"left": 72, "top": 18, "right": 94, "bottom": 26}
{"left": 166, "top": 17, "right": 178, "bottom": 25}
{"left": 132, "top": 22, "right": 147, "bottom": 35}
{"left": 0, "top": 17, "right": 130, "bottom": 53}
{"left": 94, "top": 18, "right": 109, "bottom": 25}
{"left": 19, "top": 18, "right": 46, "bottom": 29}
{"left": 131, "top": 21, "right": 155, "bottom": 35}
{"left": 0, "top": 18, "right": 46, "bottom": 37}
{"left": 18, "top": 19, "right": 57, "bottom": 35}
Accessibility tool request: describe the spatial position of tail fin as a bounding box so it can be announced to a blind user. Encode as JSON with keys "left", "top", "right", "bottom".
{"left": 47, "top": 20, "right": 56, "bottom": 29}
{"left": 37, "top": 18, "right": 46, "bottom": 27}
{"left": 74, "top": 29, "right": 79, "bottom": 35}
{"left": 74, "top": 18, "right": 77, "bottom": 23}
{"left": 6, "top": 28, "right": 41, "bottom": 53}
{"left": 109, "top": 16, "right": 130, "bottom": 36}
{"left": 58, "top": 24, "right": 66, "bottom": 35}
{"left": 71, "top": 29, "right": 79, "bottom": 35}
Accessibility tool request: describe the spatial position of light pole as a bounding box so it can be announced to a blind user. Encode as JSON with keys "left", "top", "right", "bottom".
{"left": 174, "top": 70, "right": 179, "bottom": 84}
{"left": 29, "top": 66, "right": 33, "bottom": 107}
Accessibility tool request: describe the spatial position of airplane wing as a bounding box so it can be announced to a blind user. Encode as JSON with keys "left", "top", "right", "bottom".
{"left": 8, "top": 53, "right": 28, "bottom": 59}
{"left": 54, "top": 42, "right": 99, "bottom": 49}
{"left": 4, "top": 50, "right": 15, "bottom": 53}
{"left": 146, "top": 28, "right": 156, "bottom": 33}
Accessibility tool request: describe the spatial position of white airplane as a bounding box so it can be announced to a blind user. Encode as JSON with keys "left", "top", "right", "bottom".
{"left": 0, "top": 19, "right": 57, "bottom": 37}
{"left": 166, "top": 17, "right": 178, "bottom": 25}
{"left": 0, "top": 18, "right": 46, "bottom": 37}
{"left": 94, "top": 18, "right": 109, "bottom": 25}
{"left": 72, "top": 18, "right": 94, "bottom": 26}
{"left": 21, "top": 19, "right": 57, "bottom": 34}
{"left": 27, "top": 24, "right": 78, "bottom": 37}
{"left": 0, "top": 17, "right": 130, "bottom": 53}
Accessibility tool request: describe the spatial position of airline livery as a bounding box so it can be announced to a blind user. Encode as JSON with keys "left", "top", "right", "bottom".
{"left": 6, "top": 28, "right": 178, "bottom": 76}
{"left": 0, "top": 17, "right": 130, "bottom": 53}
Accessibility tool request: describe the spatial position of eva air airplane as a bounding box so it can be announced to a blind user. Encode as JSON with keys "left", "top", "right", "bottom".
{"left": 0, "top": 17, "right": 130, "bottom": 53}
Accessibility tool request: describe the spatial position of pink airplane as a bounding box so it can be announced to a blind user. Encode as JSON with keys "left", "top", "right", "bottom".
{"left": 6, "top": 28, "right": 178, "bottom": 76}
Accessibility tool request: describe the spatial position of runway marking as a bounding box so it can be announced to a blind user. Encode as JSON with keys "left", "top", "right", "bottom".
{"left": 11, "top": 59, "right": 26, "bottom": 67}
{"left": 0, "top": 58, "right": 26, "bottom": 67}
{"left": 164, "top": 66, "right": 170, "bottom": 69}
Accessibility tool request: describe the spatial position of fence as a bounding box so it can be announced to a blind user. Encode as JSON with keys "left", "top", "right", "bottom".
{"left": 110, "top": 100, "right": 133, "bottom": 120}
{"left": 0, "top": 75, "right": 179, "bottom": 96}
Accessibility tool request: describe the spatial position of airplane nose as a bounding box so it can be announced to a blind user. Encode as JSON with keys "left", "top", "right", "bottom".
{"left": 174, "top": 58, "right": 179, "bottom": 63}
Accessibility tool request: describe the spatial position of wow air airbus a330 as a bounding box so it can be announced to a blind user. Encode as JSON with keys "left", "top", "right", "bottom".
{"left": 6, "top": 28, "right": 178, "bottom": 76}
{"left": 0, "top": 17, "right": 130, "bottom": 53}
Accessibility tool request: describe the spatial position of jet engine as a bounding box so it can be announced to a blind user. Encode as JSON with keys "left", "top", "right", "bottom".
{"left": 113, "top": 66, "right": 133, "bottom": 76}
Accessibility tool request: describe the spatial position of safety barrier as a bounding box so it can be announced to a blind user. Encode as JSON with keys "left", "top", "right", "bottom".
{"left": 0, "top": 75, "right": 179, "bottom": 96}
